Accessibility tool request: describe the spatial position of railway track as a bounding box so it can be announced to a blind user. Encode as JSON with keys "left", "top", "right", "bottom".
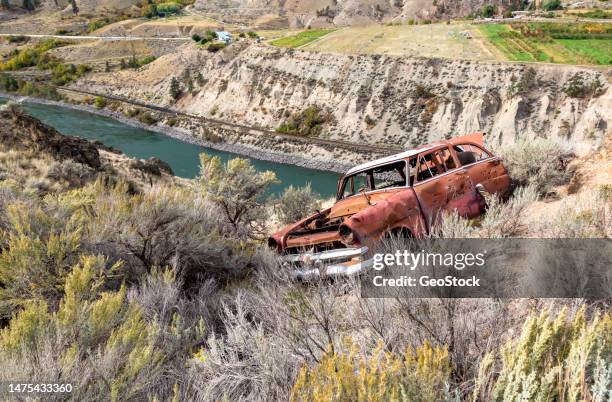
{"left": 59, "top": 87, "right": 403, "bottom": 155}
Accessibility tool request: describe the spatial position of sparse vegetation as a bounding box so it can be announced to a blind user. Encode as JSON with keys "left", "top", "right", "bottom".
{"left": 119, "top": 55, "right": 156, "bottom": 70}
{"left": 0, "top": 108, "right": 608, "bottom": 401}
{"left": 508, "top": 67, "right": 537, "bottom": 95}
{"left": 563, "top": 73, "right": 605, "bottom": 98}
{"left": 1, "top": 74, "right": 60, "bottom": 100}
{"left": 0, "top": 39, "right": 67, "bottom": 71}
{"left": 86, "top": 15, "right": 131, "bottom": 33}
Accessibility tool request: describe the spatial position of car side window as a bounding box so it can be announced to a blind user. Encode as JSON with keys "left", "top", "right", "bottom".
{"left": 416, "top": 148, "right": 453, "bottom": 182}
{"left": 372, "top": 161, "right": 407, "bottom": 190}
{"left": 453, "top": 144, "right": 492, "bottom": 166}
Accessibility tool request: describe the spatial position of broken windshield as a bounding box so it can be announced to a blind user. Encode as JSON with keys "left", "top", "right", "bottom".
{"left": 338, "top": 160, "right": 408, "bottom": 199}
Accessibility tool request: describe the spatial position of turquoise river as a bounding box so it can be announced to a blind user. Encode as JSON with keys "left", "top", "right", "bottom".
{"left": 0, "top": 98, "right": 341, "bottom": 197}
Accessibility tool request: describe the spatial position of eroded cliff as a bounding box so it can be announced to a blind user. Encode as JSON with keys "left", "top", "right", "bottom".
{"left": 76, "top": 42, "right": 611, "bottom": 154}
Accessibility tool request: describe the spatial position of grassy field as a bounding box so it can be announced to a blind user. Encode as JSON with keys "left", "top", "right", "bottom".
{"left": 269, "top": 29, "right": 336, "bottom": 48}
{"left": 299, "top": 23, "right": 496, "bottom": 60}
{"left": 478, "top": 23, "right": 612, "bottom": 65}
{"left": 556, "top": 39, "right": 612, "bottom": 64}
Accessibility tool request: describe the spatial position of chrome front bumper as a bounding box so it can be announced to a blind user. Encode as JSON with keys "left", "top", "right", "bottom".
{"left": 281, "top": 247, "right": 373, "bottom": 280}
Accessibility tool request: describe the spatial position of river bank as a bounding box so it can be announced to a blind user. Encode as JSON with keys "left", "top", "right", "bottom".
{"left": 0, "top": 93, "right": 354, "bottom": 174}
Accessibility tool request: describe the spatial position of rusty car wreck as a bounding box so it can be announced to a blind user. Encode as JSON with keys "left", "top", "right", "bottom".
{"left": 268, "top": 133, "right": 511, "bottom": 279}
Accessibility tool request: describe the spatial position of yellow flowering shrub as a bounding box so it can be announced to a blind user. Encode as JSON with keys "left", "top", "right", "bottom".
{"left": 291, "top": 339, "right": 451, "bottom": 402}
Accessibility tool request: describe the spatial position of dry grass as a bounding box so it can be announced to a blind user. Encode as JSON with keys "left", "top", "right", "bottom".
{"left": 303, "top": 23, "right": 495, "bottom": 60}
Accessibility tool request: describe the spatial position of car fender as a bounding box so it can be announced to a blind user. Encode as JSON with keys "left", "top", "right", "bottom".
{"left": 339, "top": 188, "right": 426, "bottom": 246}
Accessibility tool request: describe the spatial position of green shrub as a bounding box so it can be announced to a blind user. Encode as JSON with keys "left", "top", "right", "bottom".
{"left": 157, "top": 2, "right": 181, "bottom": 15}
{"left": 94, "top": 96, "right": 107, "bottom": 109}
{"left": 197, "top": 154, "right": 278, "bottom": 236}
{"left": 542, "top": 0, "right": 562, "bottom": 11}
{"left": 413, "top": 84, "right": 435, "bottom": 99}
{"left": 6, "top": 35, "right": 29, "bottom": 43}
{"left": 247, "top": 31, "right": 258, "bottom": 38}
{"left": 139, "top": 55, "right": 156, "bottom": 66}
{"left": 1, "top": 74, "right": 19, "bottom": 92}
{"left": 0, "top": 257, "right": 166, "bottom": 400}
{"left": 481, "top": 4, "right": 497, "bottom": 17}
{"left": 142, "top": 3, "right": 157, "bottom": 18}
{"left": 50, "top": 63, "right": 91, "bottom": 85}
{"left": 276, "top": 106, "right": 331, "bottom": 137}
{"left": 207, "top": 42, "right": 227, "bottom": 52}
{"left": 497, "top": 137, "right": 573, "bottom": 196}
{"left": 192, "top": 33, "right": 201, "bottom": 42}
{"left": 170, "top": 77, "right": 181, "bottom": 99}
{"left": 137, "top": 111, "right": 158, "bottom": 125}
{"left": 275, "top": 184, "right": 321, "bottom": 225}
{"left": 15, "top": 81, "right": 60, "bottom": 100}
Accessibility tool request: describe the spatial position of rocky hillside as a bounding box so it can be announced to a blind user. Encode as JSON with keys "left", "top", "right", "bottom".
{"left": 76, "top": 42, "right": 610, "bottom": 153}
{"left": 194, "top": 0, "right": 531, "bottom": 26}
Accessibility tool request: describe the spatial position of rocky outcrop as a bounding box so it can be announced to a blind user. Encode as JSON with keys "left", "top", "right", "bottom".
{"left": 0, "top": 102, "right": 180, "bottom": 190}
{"left": 77, "top": 42, "right": 611, "bottom": 154}
{"left": 0, "top": 104, "right": 102, "bottom": 169}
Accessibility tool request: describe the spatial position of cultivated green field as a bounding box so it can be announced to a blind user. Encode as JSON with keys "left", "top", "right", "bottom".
{"left": 269, "top": 29, "right": 336, "bottom": 48}
{"left": 479, "top": 23, "right": 612, "bottom": 65}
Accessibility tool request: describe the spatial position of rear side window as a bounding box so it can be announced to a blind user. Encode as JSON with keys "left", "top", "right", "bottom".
{"left": 416, "top": 147, "right": 455, "bottom": 182}
{"left": 453, "top": 144, "right": 492, "bottom": 166}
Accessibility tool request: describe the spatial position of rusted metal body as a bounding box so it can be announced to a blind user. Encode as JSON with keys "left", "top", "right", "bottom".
{"left": 268, "top": 133, "right": 511, "bottom": 279}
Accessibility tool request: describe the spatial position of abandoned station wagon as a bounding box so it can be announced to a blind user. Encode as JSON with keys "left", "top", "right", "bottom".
{"left": 268, "top": 133, "right": 511, "bottom": 279}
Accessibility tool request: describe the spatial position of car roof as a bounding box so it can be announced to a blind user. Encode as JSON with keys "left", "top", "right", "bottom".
{"left": 345, "top": 143, "right": 442, "bottom": 175}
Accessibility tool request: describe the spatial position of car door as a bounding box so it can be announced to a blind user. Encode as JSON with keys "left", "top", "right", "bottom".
{"left": 451, "top": 143, "right": 511, "bottom": 197}
{"left": 412, "top": 146, "right": 482, "bottom": 230}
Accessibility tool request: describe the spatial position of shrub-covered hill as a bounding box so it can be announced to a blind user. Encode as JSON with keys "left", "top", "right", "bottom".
{"left": 0, "top": 105, "right": 609, "bottom": 401}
